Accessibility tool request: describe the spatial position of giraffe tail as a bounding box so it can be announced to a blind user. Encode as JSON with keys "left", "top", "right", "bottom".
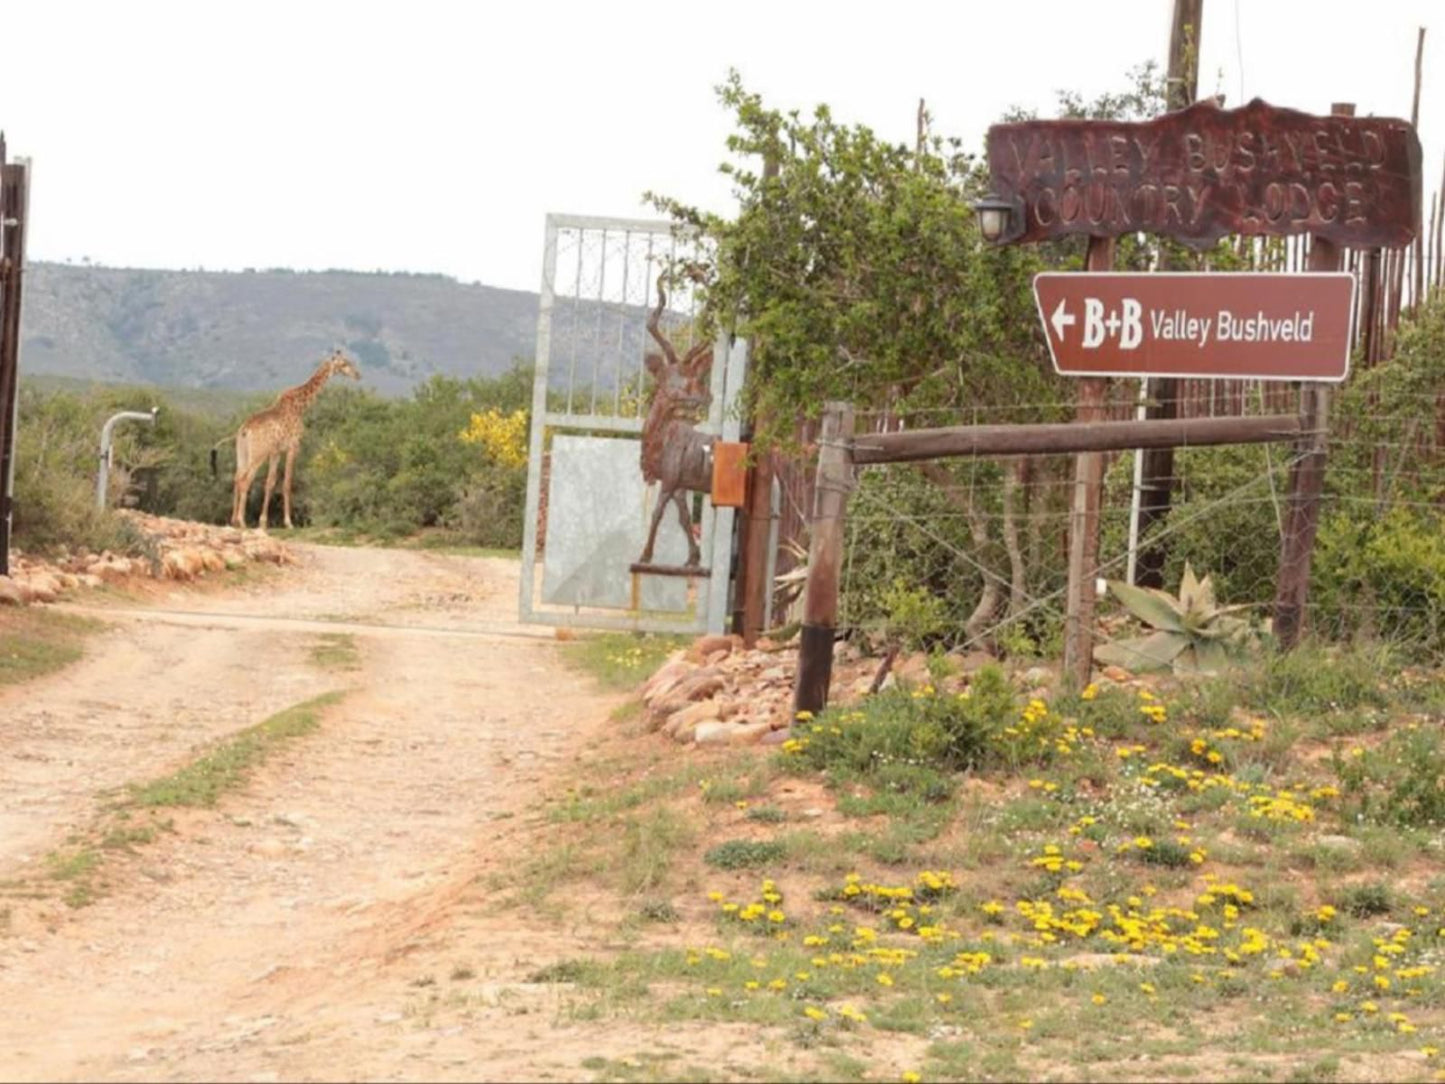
{"left": 210, "top": 433, "right": 238, "bottom": 479}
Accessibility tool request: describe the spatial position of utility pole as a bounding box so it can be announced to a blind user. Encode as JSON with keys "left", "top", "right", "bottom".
{"left": 1133, "top": 0, "right": 1202, "bottom": 588}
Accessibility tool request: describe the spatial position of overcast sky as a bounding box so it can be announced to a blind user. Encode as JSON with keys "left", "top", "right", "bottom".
{"left": 2, "top": 1, "right": 1440, "bottom": 293}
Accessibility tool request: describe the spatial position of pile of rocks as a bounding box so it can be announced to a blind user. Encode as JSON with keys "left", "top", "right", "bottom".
{"left": 0, "top": 513, "right": 292, "bottom": 606}
{"left": 638, "top": 634, "right": 883, "bottom": 746}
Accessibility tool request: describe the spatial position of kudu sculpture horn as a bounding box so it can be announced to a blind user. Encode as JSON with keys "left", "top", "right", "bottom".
{"left": 637, "top": 276, "right": 715, "bottom": 569}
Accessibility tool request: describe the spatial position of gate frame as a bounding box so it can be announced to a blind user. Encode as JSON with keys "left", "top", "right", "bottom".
{"left": 517, "top": 213, "right": 745, "bottom": 635}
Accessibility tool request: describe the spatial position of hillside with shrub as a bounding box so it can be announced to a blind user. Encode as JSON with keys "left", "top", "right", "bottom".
{"left": 20, "top": 262, "right": 543, "bottom": 396}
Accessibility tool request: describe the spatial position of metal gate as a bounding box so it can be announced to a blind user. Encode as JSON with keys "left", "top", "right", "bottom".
{"left": 518, "top": 214, "right": 745, "bottom": 634}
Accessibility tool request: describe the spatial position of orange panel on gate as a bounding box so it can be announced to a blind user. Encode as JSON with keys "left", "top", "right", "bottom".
{"left": 711, "top": 442, "right": 749, "bottom": 508}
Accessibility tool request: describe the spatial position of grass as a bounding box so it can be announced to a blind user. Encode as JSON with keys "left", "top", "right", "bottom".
{"left": 126, "top": 691, "right": 344, "bottom": 808}
{"left": 565, "top": 632, "right": 690, "bottom": 692}
{"left": 17, "top": 693, "right": 346, "bottom": 910}
{"left": 308, "top": 632, "right": 361, "bottom": 670}
{"left": 421, "top": 642, "right": 1445, "bottom": 1082}
{"left": 0, "top": 609, "right": 103, "bottom": 686}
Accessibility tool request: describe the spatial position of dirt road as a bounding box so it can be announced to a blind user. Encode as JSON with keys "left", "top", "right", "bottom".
{"left": 0, "top": 543, "right": 623, "bottom": 1082}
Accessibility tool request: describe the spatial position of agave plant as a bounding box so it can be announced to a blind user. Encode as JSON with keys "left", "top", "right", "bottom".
{"left": 1095, "top": 564, "right": 1256, "bottom": 675}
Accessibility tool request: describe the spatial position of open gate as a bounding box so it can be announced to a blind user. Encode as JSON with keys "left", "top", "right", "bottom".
{"left": 517, "top": 214, "right": 745, "bottom": 634}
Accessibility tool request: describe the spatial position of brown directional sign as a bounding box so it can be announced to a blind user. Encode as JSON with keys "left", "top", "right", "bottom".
{"left": 1033, "top": 273, "right": 1357, "bottom": 382}
{"left": 987, "top": 98, "right": 1421, "bottom": 249}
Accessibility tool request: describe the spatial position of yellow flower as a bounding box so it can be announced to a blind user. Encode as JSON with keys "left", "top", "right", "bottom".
{"left": 1423, "top": 1046, "right": 1440, "bottom": 1058}
{"left": 1091, "top": 993, "right": 1107, "bottom": 1005}
{"left": 902, "top": 1074, "right": 922, "bottom": 1084}
{"left": 1140, "top": 983, "right": 1156, "bottom": 995}
{"left": 706, "top": 987, "right": 722, "bottom": 997}
{"left": 803, "top": 1006, "right": 827, "bottom": 1022}
{"left": 936, "top": 993, "right": 952, "bottom": 1004}
{"left": 876, "top": 973, "right": 894, "bottom": 987}
{"left": 1017, "top": 1018, "right": 1034, "bottom": 1030}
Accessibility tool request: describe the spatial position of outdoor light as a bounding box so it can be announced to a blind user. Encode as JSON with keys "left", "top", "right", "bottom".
{"left": 972, "top": 194, "right": 1014, "bottom": 243}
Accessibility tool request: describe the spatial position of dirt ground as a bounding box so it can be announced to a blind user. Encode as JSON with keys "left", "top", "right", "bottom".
{"left": 0, "top": 543, "right": 675, "bottom": 1083}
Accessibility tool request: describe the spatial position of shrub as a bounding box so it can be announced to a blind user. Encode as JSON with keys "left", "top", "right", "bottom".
{"left": 790, "top": 664, "right": 1076, "bottom": 778}
{"left": 1312, "top": 509, "right": 1445, "bottom": 654}
{"left": 1334, "top": 727, "right": 1445, "bottom": 829}
{"left": 703, "top": 839, "right": 786, "bottom": 870}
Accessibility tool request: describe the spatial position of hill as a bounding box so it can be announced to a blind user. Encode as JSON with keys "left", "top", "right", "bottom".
{"left": 18, "top": 263, "right": 543, "bottom": 396}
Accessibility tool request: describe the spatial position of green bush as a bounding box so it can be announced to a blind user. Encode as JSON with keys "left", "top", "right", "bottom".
{"left": 1312, "top": 509, "right": 1445, "bottom": 653}
{"left": 703, "top": 839, "right": 786, "bottom": 870}
{"left": 1334, "top": 727, "right": 1445, "bottom": 829}
{"left": 13, "top": 362, "right": 535, "bottom": 549}
{"left": 791, "top": 664, "right": 1067, "bottom": 777}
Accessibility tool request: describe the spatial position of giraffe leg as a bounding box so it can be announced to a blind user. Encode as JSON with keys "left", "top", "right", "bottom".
{"left": 673, "top": 490, "right": 701, "bottom": 567}
{"left": 282, "top": 447, "right": 297, "bottom": 529}
{"left": 259, "top": 456, "right": 280, "bottom": 532}
{"left": 639, "top": 485, "right": 671, "bottom": 565}
{"left": 234, "top": 465, "right": 261, "bottom": 529}
{"left": 231, "top": 434, "right": 249, "bottom": 527}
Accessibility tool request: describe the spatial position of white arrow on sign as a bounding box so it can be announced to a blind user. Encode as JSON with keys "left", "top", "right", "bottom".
{"left": 1050, "top": 298, "right": 1076, "bottom": 340}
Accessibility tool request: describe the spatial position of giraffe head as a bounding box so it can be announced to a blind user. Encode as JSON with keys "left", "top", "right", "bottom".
{"left": 323, "top": 349, "right": 362, "bottom": 382}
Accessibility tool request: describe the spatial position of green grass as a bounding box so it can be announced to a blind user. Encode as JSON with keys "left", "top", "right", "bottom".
{"left": 0, "top": 610, "right": 103, "bottom": 686}
{"left": 565, "top": 632, "right": 690, "bottom": 692}
{"left": 308, "top": 632, "right": 361, "bottom": 670}
{"left": 126, "top": 691, "right": 345, "bottom": 809}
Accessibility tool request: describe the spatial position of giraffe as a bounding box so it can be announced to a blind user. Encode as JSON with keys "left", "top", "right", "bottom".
{"left": 226, "top": 349, "right": 361, "bottom": 530}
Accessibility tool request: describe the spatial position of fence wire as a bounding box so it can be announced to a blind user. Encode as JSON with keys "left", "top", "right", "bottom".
{"left": 803, "top": 395, "right": 1445, "bottom": 661}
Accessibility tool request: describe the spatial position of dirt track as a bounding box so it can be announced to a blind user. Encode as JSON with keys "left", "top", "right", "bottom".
{"left": 0, "top": 544, "right": 622, "bottom": 1082}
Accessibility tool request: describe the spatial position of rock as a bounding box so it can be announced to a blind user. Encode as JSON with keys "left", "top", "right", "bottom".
{"left": 78, "top": 574, "right": 103, "bottom": 589}
{"left": 759, "top": 728, "right": 793, "bottom": 746}
{"left": 1021, "top": 665, "right": 1055, "bottom": 688}
{"left": 728, "top": 721, "right": 775, "bottom": 745}
{"left": 688, "top": 634, "right": 739, "bottom": 662}
{"left": 693, "top": 721, "right": 735, "bottom": 745}
{"left": 22, "top": 575, "right": 58, "bottom": 603}
{"left": 1316, "top": 834, "right": 1362, "bottom": 852}
{"left": 665, "top": 698, "right": 735, "bottom": 737}
{"left": 249, "top": 839, "right": 288, "bottom": 859}
{"left": 1101, "top": 665, "right": 1132, "bottom": 683}
{"left": 200, "top": 549, "right": 226, "bottom": 573}
{"left": 0, "top": 578, "right": 23, "bottom": 606}
{"left": 641, "top": 656, "right": 693, "bottom": 701}
{"left": 949, "top": 650, "right": 996, "bottom": 673}
{"left": 221, "top": 549, "right": 248, "bottom": 570}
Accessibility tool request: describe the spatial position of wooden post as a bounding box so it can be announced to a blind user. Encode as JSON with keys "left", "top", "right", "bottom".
{"left": 1273, "top": 104, "right": 1352, "bottom": 650}
{"left": 792, "top": 401, "right": 855, "bottom": 718}
{"left": 0, "top": 151, "right": 28, "bottom": 579}
{"left": 1136, "top": 0, "right": 1203, "bottom": 588}
{"left": 738, "top": 444, "right": 774, "bottom": 644}
{"left": 1062, "top": 235, "right": 1115, "bottom": 687}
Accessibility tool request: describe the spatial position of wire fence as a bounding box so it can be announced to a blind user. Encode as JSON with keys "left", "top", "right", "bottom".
{"left": 766, "top": 391, "right": 1445, "bottom": 662}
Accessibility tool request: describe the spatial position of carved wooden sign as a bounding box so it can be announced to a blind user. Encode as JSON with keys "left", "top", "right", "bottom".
{"left": 985, "top": 98, "right": 1421, "bottom": 249}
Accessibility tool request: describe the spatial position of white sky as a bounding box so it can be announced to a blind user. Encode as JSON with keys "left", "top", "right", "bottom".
{"left": 2, "top": 0, "right": 1441, "bottom": 293}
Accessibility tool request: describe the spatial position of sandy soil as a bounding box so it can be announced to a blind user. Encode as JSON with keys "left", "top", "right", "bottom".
{"left": 0, "top": 543, "right": 646, "bottom": 1083}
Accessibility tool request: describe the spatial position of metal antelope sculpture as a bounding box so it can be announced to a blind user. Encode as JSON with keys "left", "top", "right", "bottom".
{"left": 637, "top": 277, "right": 715, "bottom": 569}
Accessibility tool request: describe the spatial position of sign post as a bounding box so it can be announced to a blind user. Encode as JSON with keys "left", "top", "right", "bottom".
{"left": 982, "top": 96, "right": 1420, "bottom": 675}
{"left": 1033, "top": 272, "right": 1357, "bottom": 381}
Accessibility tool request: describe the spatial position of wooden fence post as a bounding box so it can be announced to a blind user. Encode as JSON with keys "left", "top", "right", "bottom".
{"left": 1062, "top": 235, "right": 1115, "bottom": 687}
{"left": 792, "top": 401, "right": 855, "bottom": 719}
{"left": 1273, "top": 104, "right": 1352, "bottom": 650}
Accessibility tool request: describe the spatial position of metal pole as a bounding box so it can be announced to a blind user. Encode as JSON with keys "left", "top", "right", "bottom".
{"left": 1125, "top": 379, "right": 1149, "bottom": 585}
{"left": 96, "top": 409, "right": 158, "bottom": 510}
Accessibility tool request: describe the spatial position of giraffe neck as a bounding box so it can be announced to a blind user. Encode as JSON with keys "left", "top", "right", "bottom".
{"left": 283, "top": 362, "right": 333, "bottom": 414}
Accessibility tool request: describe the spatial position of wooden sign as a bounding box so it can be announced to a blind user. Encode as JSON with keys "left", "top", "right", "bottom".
{"left": 1033, "top": 272, "right": 1357, "bottom": 382}
{"left": 986, "top": 98, "right": 1421, "bottom": 249}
